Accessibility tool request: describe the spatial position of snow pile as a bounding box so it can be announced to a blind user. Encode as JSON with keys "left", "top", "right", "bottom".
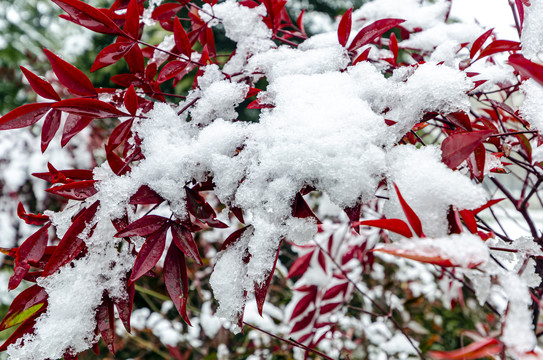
{"left": 520, "top": 0, "right": 543, "bottom": 60}
{"left": 520, "top": 79, "right": 543, "bottom": 132}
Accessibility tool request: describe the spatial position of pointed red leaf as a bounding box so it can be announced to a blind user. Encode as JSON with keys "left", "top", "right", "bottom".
{"left": 320, "top": 302, "right": 342, "bottom": 315}
{"left": 51, "top": 0, "right": 123, "bottom": 35}
{"left": 348, "top": 18, "right": 405, "bottom": 52}
{"left": 129, "top": 185, "right": 164, "bottom": 205}
{"left": 42, "top": 200, "right": 100, "bottom": 277}
{"left": 476, "top": 40, "right": 521, "bottom": 60}
{"left": 0, "top": 312, "right": 40, "bottom": 352}
{"left": 0, "top": 103, "right": 52, "bottom": 130}
{"left": 459, "top": 209, "right": 478, "bottom": 234}
{"left": 185, "top": 187, "right": 228, "bottom": 228}
{"left": 107, "top": 150, "right": 131, "bottom": 176}
{"left": 445, "top": 111, "right": 472, "bottom": 132}
{"left": 467, "top": 143, "right": 486, "bottom": 182}
{"left": 164, "top": 244, "right": 192, "bottom": 325}
{"left": 96, "top": 296, "right": 115, "bottom": 354}
{"left": 107, "top": 118, "right": 133, "bottom": 153}
{"left": 61, "top": 114, "right": 93, "bottom": 147}
{"left": 338, "top": 8, "right": 352, "bottom": 47}
{"left": 20, "top": 66, "right": 61, "bottom": 101}
{"left": 43, "top": 49, "right": 97, "bottom": 96}
{"left": 472, "top": 198, "right": 504, "bottom": 215}
{"left": 247, "top": 98, "right": 275, "bottom": 109}
{"left": 352, "top": 47, "right": 371, "bottom": 65}
{"left": 290, "top": 309, "right": 315, "bottom": 333}
{"left": 508, "top": 54, "right": 543, "bottom": 87}
{"left": 91, "top": 41, "right": 135, "bottom": 72}
{"left": 115, "top": 215, "right": 170, "bottom": 238}
{"left": 17, "top": 202, "right": 49, "bottom": 226}
{"left": 287, "top": 250, "right": 314, "bottom": 278}
{"left": 428, "top": 337, "right": 503, "bottom": 360}
{"left": 171, "top": 223, "right": 202, "bottom": 265}
{"left": 344, "top": 203, "right": 361, "bottom": 233}
{"left": 157, "top": 60, "right": 188, "bottom": 84}
{"left": 231, "top": 206, "right": 245, "bottom": 224}
{"left": 322, "top": 282, "right": 348, "bottom": 300}
{"left": 124, "top": 85, "right": 138, "bottom": 116}
{"left": 114, "top": 282, "right": 135, "bottom": 332}
{"left": 441, "top": 129, "right": 494, "bottom": 169}
{"left": 470, "top": 28, "right": 494, "bottom": 59}
{"left": 255, "top": 241, "right": 281, "bottom": 316}
{"left": 46, "top": 180, "right": 98, "bottom": 200}
{"left": 124, "top": 0, "right": 140, "bottom": 40}
{"left": 515, "top": 0, "right": 525, "bottom": 27}
{"left": 16, "top": 225, "right": 50, "bottom": 266}
{"left": 221, "top": 226, "right": 252, "bottom": 251}
{"left": 152, "top": 3, "right": 184, "bottom": 21}
{"left": 173, "top": 17, "right": 192, "bottom": 58}
{"left": 41, "top": 109, "right": 62, "bottom": 152}
{"left": 296, "top": 9, "right": 306, "bottom": 37}
{"left": 354, "top": 219, "right": 413, "bottom": 238}
{"left": 393, "top": 183, "right": 424, "bottom": 237}
{"left": 292, "top": 193, "right": 321, "bottom": 224}
{"left": 33, "top": 168, "right": 93, "bottom": 183}
{"left": 53, "top": 98, "right": 130, "bottom": 118}
{"left": 129, "top": 225, "right": 169, "bottom": 283}
{"left": 389, "top": 32, "right": 398, "bottom": 65}
{"left": 0, "top": 285, "right": 47, "bottom": 331}
{"left": 290, "top": 289, "right": 316, "bottom": 321}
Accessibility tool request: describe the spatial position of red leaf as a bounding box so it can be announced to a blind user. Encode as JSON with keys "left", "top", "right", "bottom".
{"left": 470, "top": 28, "right": 494, "bottom": 59}
{"left": 290, "top": 309, "right": 315, "bottom": 333}
{"left": 477, "top": 40, "right": 521, "bottom": 60}
{"left": 129, "top": 225, "right": 169, "bottom": 283}
{"left": 473, "top": 198, "right": 504, "bottom": 215}
{"left": 107, "top": 151, "right": 131, "bottom": 176}
{"left": 152, "top": 3, "right": 184, "bottom": 21}
{"left": 42, "top": 200, "right": 100, "bottom": 277}
{"left": 164, "top": 244, "right": 192, "bottom": 325}
{"left": 0, "top": 103, "right": 52, "bottom": 130}
{"left": 173, "top": 17, "right": 192, "bottom": 58}
{"left": 124, "top": 0, "right": 140, "bottom": 40}
{"left": 290, "top": 289, "right": 316, "bottom": 321}
{"left": 96, "top": 296, "right": 115, "bottom": 354}
{"left": 171, "top": 223, "right": 202, "bottom": 265}
{"left": 221, "top": 226, "right": 251, "bottom": 251}
{"left": 337, "top": 8, "right": 352, "bottom": 47}
{"left": 115, "top": 215, "right": 170, "bottom": 238}
{"left": 15, "top": 225, "right": 50, "bottom": 267}
{"left": 317, "top": 250, "right": 326, "bottom": 273}
{"left": 441, "top": 129, "right": 494, "bottom": 169}
{"left": 247, "top": 98, "right": 275, "bottom": 109}
{"left": 354, "top": 219, "right": 413, "bottom": 238}
{"left": 389, "top": 32, "right": 398, "bottom": 65}
{"left": 287, "top": 251, "right": 314, "bottom": 278}
{"left": 91, "top": 41, "right": 135, "bottom": 72}
{"left": 61, "top": 114, "right": 93, "bottom": 147}
{"left": 344, "top": 203, "right": 361, "bottom": 233}
{"left": 292, "top": 193, "right": 321, "bottom": 224}
{"left": 46, "top": 180, "right": 98, "bottom": 200}
{"left": 467, "top": 143, "right": 486, "bottom": 182}
{"left": 107, "top": 118, "right": 133, "bottom": 153}
{"left": 157, "top": 60, "right": 188, "bottom": 84}
{"left": 459, "top": 210, "right": 478, "bottom": 234}
{"left": 296, "top": 9, "right": 307, "bottom": 37}
{"left": 17, "top": 202, "right": 49, "bottom": 226}
{"left": 124, "top": 85, "right": 138, "bottom": 116}
{"left": 231, "top": 206, "right": 245, "bottom": 224}
{"left": 348, "top": 18, "right": 405, "bottom": 52}
{"left": 33, "top": 168, "right": 93, "bottom": 183}
{"left": 114, "top": 282, "right": 135, "bottom": 332}
{"left": 129, "top": 185, "right": 164, "bottom": 205}
{"left": 41, "top": 109, "right": 62, "bottom": 152}
{"left": 185, "top": 187, "right": 228, "bottom": 228}
{"left": 0, "top": 312, "right": 40, "bottom": 352}
{"left": 322, "top": 283, "right": 348, "bottom": 300}
{"left": 352, "top": 47, "right": 371, "bottom": 65}
{"left": 445, "top": 111, "right": 472, "bottom": 132}
{"left": 20, "top": 66, "right": 61, "bottom": 101}
{"left": 43, "top": 48, "right": 96, "bottom": 96}
{"left": 53, "top": 98, "right": 130, "bottom": 118}
{"left": 508, "top": 54, "right": 543, "bottom": 87}
{"left": 393, "top": 183, "right": 424, "bottom": 237}
{"left": 51, "top": 0, "right": 123, "bottom": 35}
{"left": 320, "top": 302, "right": 342, "bottom": 315}
{"left": 255, "top": 241, "right": 281, "bottom": 316}
{"left": 0, "top": 285, "right": 47, "bottom": 331}
{"left": 428, "top": 337, "right": 503, "bottom": 360}
{"left": 515, "top": 0, "right": 525, "bottom": 27}
{"left": 125, "top": 44, "right": 145, "bottom": 75}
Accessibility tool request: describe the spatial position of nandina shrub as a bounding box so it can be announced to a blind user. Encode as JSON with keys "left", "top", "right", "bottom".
{"left": 1, "top": 0, "right": 543, "bottom": 359}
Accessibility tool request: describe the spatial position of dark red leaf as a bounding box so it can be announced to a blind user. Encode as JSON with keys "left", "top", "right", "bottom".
{"left": 61, "top": 114, "right": 93, "bottom": 147}
{"left": 129, "top": 185, "right": 164, "bottom": 205}
{"left": 15, "top": 225, "right": 50, "bottom": 266}
{"left": 124, "top": 85, "right": 138, "bottom": 116}
{"left": 467, "top": 143, "right": 486, "bottom": 182}
{"left": 107, "top": 151, "right": 131, "bottom": 176}
{"left": 348, "top": 18, "right": 405, "bottom": 52}
{"left": 32, "top": 168, "right": 93, "bottom": 183}
{"left": 292, "top": 193, "right": 321, "bottom": 224}
{"left": 296, "top": 9, "right": 306, "bottom": 37}
{"left": 344, "top": 203, "right": 361, "bottom": 233}
{"left": 255, "top": 241, "right": 281, "bottom": 316}
{"left": 337, "top": 8, "right": 352, "bottom": 47}
{"left": 0, "top": 285, "right": 47, "bottom": 331}
{"left": 171, "top": 223, "right": 202, "bottom": 265}
{"left": 290, "top": 290, "right": 316, "bottom": 321}
{"left": 53, "top": 98, "right": 130, "bottom": 118}
{"left": 354, "top": 219, "right": 413, "bottom": 238}
{"left": 317, "top": 250, "right": 326, "bottom": 273}
{"left": 428, "top": 337, "right": 503, "bottom": 360}
{"left": 473, "top": 198, "right": 504, "bottom": 215}
{"left": 115, "top": 215, "right": 170, "bottom": 238}
{"left": 322, "top": 283, "right": 348, "bottom": 300}
{"left": 352, "top": 47, "right": 371, "bottom": 65}
{"left": 125, "top": 44, "right": 145, "bottom": 75}
{"left": 231, "top": 206, "right": 245, "bottom": 223}
{"left": 320, "top": 302, "right": 342, "bottom": 315}
{"left": 515, "top": 0, "right": 525, "bottom": 27}
{"left": 508, "top": 54, "right": 543, "bottom": 87}
{"left": 477, "top": 40, "right": 521, "bottom": 60}
{"left": 247, "top": 99, "right": 275, "bottom": 109}
{"left": 46, "top": 180, "right": 98, "bottom": 200}
{"left": 51, "top": 0, "right": 123, "bottom": 35}
{"left": 129, "top": 225, "right": 169, "bottom": 283}
{"left": 96, "top": 296, "right": 115, "bottom": 353}
{"left": 43, "top": 49, "right": 96, "bottom": 96}
{"left": 152, "top": 3, "right": 184, "bottom": 21}
{"left": 0, "top": 312, "right": 40, "bottom": 352}
{"left": 163, "top": 244, "right": 192, "bottom": 325}
{"left": 470, "top": 28, "right": 494, "bottom": 59}
{"left": 157, "top": 60, "right": 188, "bottom": 84}
{"left": 17, "top": 202, "right": 49, "bottom": 226}
{"left": 393, "top": 183, "right": 424, "bottom": 237}
{"left": 42, "top": 201, "right": 100, "bottom": 277}
{"left": 41, "top": 109, "right": 62, "bottom": 152}
{"left": 114, "top": 281, "right": 135, "bottom": 332}
{"left": 441, "top": 129, "right": 494, "bottom": 169}
{"left": 459, "top": 209, "right": 478, "bottom": 234}
{"left": 20, "top": 66, "right": 61, "bottom": 101}
{"left": 107, "top": 118, "right": 133, "bottom": 153}
{"left": 389, "top": 32, "right": 398, "bottom": 65}
{"left": 91, "top": 41, "right": 135, "bottom": 72}
{"left": 287, "top": 251, "right": 314, "bottom": 278}
{"left": 124, "top": 0, "right": 140, "bottom": 40}
{"left": 221, "top": 226, "right": 251, "bottom": 251}
{"left": 0, "top": 103, "right": 52, "bottom": 130}
{"left": 290, "top": 309, "right": 315, "bottom": 333}
{"left": 445, "top": 111, "right": 472, "bottom": 132}
{"left": 185, "top": 187, "right": 228, "bottom": 228}
{"left": 173, "top": 17, "right": 192, "bottom": 58}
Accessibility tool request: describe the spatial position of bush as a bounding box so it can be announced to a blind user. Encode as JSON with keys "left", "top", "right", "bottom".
{"left": 1, "top": 0, "right": 543, "bottom": 359}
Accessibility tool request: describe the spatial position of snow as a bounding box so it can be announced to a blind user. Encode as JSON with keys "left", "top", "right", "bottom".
{"left": 520, "top": 79, "right": 543, "bottom": 132}
{"left": 520, "top": 0, "right": 543, "bottom": 60}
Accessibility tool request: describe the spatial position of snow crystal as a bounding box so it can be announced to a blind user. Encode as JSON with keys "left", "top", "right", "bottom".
{"left": 386, "top": 145, "right": 486, "bottom": 236}
{"left": 521, "top": 0, "right": 543, "bottom": 60}
{"left": 520, "top": 79, "right": 543, "bottom": 131}
{"left": 401, "top": 23, "right": 483, "bottom": 52}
